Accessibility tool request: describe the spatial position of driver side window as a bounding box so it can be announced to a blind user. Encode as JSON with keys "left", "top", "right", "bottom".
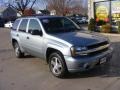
{"left": 28, "top": 19, "right": 42, "bottom": 34}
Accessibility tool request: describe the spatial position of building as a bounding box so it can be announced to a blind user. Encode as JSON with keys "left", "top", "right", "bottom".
{"left": 88, "top": 0, "right": 120, "bottom": 22}
{"left": 50, "top": 10, "right": 56, "bottom": 15}
{"left": 23, "top": 9, "right": 36, "bottom": 16}
{"left": 0, "top": 6, "right": 21, "bottom": 20}
{"left": 0, "top": 7, "right": 17, "bottom": 19}
{"left": 36, "top": 10, "right": 50, "bottom": 15}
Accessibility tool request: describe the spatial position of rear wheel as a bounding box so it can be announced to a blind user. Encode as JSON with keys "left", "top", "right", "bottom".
{"left": 49, "top": 52, "right": 67, "bottom": 78}
{"left": 14, "top": 42, "right": 24, "bottom": 58}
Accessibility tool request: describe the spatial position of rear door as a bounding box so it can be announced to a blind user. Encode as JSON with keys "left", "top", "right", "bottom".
{"left": 18, "top": 19, "right": 29, "bottom": 52}
{"left": 11, "top": 19, "right": 20, "bottom": 39}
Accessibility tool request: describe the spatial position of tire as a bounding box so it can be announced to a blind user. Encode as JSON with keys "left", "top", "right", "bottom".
{"left": 49, "top": 52, "right": 67, "bottom": 78}
{"left": 14, "top": 42, "right": 24, "bottom": 58}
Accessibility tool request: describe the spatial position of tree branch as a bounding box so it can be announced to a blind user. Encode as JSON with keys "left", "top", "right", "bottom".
{"left": 30, "top": 0, "right": 37, "bottom": 9}
{"left": 9, "top": 4, "right": 22, "bottom": 15}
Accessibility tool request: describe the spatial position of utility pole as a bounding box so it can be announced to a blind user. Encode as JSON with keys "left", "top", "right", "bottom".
{"left": 109, "top": 0, "right": 112, "bottom": 24}
{"left": 109, "top": 0, "right": 113, "bottom": 32}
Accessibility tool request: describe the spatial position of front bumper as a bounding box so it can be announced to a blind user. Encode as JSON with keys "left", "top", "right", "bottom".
{"left": 64, "top": 48, "right": 113, "bottom": 72}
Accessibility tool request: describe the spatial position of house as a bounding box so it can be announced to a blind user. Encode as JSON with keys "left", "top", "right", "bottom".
{"left": 23, "top": 9, "right": 36, "bottom": 16}
{"left": 50, "top": 10, "right": 56, "bottom": 15}
{"left": 36, "top": 10, "right": 50, "bottom": 15}
{"left": 88, "top": 0, "right": 120, "bottom": 22}
{"left": 0, "top": 6, "right": 21, "bottom": 21}
{"left": 0, "top": 7, "right": 6, "bottom": 18}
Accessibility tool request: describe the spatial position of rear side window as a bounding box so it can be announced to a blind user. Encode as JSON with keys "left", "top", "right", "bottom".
{"left": 12, "top": 20, "right": 20, "bottom": 31}
{"left": 19, "top": 19, "right": 28, "bottom": 32}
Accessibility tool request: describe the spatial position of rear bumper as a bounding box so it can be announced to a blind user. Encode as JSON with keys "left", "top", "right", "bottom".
{"left": 64, "top": 48, "right": 113, "bottom": 72}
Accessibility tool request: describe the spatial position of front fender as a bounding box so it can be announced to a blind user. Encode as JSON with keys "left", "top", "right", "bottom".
{"left": 47, "top": 41, "right": 71, "bottom": 56}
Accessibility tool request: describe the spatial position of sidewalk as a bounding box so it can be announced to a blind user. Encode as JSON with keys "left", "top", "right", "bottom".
{"left": 101, "top": 33, "right": 120, "bottom": 37}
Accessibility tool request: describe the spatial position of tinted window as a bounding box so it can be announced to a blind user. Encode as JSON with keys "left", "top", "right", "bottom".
{"left": 28, "top": 19, "right": 41, "bottom": 33}
{"left": 12, "top": 20, "right": 20, "bottom": 31}
{"left": 19, "top": 19, "right": 28, "bottom": 32}
{"left": 41, "top": 17, "right": 79, "bottom": 34}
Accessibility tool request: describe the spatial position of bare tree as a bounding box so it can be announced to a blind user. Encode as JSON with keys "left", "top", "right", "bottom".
{"left": 46, "top": 0, "right": 85, "bottom": 16}
{"left": 70, "top": 0, "right": 87, "bottom": 15}
{"left": 7, "top": 0, "right": 37, "bottom": 16}
{"left": 46, "top": 0, "right": 74, "bottom": 16}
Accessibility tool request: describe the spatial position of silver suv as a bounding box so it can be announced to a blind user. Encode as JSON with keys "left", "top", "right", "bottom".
{"left": 11, "top": 16, "right": 113, "bottom": 78}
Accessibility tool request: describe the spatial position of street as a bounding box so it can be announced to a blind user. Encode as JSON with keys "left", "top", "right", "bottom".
{"left": 0, "top": 28, "right": 120, "bottom": 90}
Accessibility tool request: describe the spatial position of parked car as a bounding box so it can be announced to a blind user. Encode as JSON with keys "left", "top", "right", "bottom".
{"left": 67, "top": 16, "right": 82, "bottom": 27}
{"left": 76, "top": 18, "right": 84, "bottom": 24}
{"left": 111, "top": 21, "right": 119, "bottom": 33}
{"left": 82, "top": 17, "right": 88, "bottom": 23}
{"left": 69, "top": 18, "right": 81, "bottom": 25}
{"left": 95, "top": 25, "right": 102, "bottom": 32}
{"left": 0, "top": 19, "right": 4, "bottom": 27}
{"left": 4, "top": 21, "right": 14, "bottom": 28}
{"left": 11, "top": 16, "right": 113, "bottom": 78}
{"left": 76, "top": 17, "right": 88, "bottom": 24}
{"left": 68, "top": 16, "right": 88, "bottom": 25}
{"left": 96, "top": 21, "right": 119, "bottom": 33}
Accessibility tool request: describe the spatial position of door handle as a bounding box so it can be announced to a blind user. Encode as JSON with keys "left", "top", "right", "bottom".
{"left": 26, "top": 36, "right": 30, "bottom": 39}
{"left": 16, "top": 34, "right": 19, "bottom": 37}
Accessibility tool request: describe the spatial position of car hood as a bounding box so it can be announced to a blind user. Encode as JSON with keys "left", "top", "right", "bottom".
{"left": 52, "top": 31, "right": 108, "bottom": 46}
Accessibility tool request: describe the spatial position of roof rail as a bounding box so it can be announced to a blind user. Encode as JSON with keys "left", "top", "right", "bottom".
{"left": 21, "top": 14, "right": 50, "bottom": 17}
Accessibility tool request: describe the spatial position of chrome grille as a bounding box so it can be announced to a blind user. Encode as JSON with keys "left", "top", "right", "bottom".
{"left": 77, "top": 41, "right": 109, "bottom": 56}
{"left": 87, "top": 41, "right": 109, "bottom": 49}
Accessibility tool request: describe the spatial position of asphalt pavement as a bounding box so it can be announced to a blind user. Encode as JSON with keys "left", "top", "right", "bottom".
{"left": 0, "top": 28, "right": 120, "bottom": 90}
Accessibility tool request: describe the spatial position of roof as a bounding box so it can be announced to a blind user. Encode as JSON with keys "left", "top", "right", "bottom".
{"left": 0, "top": 6, "right": 16, "bottom": 13}
{"left": 39, "top": 10, "right": 50, "bottom": 14}
{"left": 0, "top": 7, "right": 7, "bottom": 13}
{"left": 18, "top": 15, "right": 64, "bottom": 19}
{"left": 36, "top": 15, "right": 63, "bottom": 19}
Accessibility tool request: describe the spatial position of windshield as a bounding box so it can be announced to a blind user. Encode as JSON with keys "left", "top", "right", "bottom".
{"left": 40, "top": 17, "right": 80, "bottom": 34}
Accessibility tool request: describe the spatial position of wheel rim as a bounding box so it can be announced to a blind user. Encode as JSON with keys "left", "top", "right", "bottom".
{"left": 50, "top": 57, "right": 63, "bottom": 75}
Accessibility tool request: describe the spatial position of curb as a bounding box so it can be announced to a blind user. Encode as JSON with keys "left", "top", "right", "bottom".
{"left": 101, "top": 33, "right": 120, "bottom": 37}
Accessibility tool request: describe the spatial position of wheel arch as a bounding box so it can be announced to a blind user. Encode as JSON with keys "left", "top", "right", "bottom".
{"left": 11, "top": 38, "right": 24, "bottom": 53}
{"left": 46, "top": 47, "right": 64, "bottom": 63}
{"left": 12, "top": 39, "right": 18, "bottom": 48}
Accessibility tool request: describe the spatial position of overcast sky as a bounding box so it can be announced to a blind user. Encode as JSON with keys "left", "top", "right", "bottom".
{"left": 0, "top": 0, "right": 88, "bottom": 9}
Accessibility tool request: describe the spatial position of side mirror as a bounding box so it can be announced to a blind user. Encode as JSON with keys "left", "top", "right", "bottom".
{"left": 30, "top": 30, "right": 43, "bottom": 36}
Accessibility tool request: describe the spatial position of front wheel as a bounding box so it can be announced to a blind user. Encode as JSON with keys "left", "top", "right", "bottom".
{"left": 49, "top": 52, "right": 67, "bottom": 78}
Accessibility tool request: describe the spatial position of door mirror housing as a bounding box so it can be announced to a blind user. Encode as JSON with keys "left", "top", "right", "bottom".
{"left": 30, "top": 30, "right": 43, "bottom": 36}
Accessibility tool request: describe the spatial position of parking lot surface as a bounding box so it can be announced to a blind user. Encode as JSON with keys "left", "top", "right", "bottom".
{"left": 0, "top": 28, "right": 120, "bottom": 90}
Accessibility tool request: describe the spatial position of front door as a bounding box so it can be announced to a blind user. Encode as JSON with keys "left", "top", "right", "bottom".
{"left": 26, "top": 19, "right": 44, "bottom": 58}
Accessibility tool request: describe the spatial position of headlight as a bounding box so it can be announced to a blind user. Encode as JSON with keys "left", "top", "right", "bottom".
{"left": 70, "top": 46, "right": 87, "bottom": 57}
